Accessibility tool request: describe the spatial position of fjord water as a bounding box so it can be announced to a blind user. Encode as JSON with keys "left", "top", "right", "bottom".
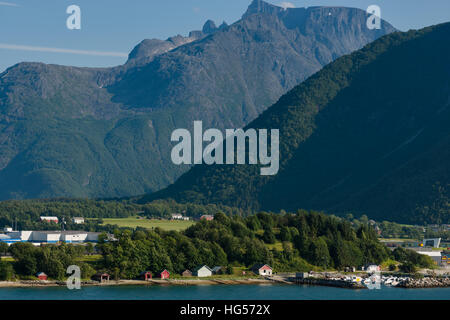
{"left": 0, "top": 285, "right": 449, "bottom": 300}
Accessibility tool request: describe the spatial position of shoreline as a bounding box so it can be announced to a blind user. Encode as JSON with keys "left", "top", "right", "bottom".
{"left": 1, "top": 276, "right": 450, "bottom": 289}
{"left": 0, "top": 278, "right": 277, "bottom": 288}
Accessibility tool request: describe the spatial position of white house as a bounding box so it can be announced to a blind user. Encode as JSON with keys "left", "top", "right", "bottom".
{"left": 171, "top": 214, "right": 183, "bottom": 220}
{"left": 193, "top": 265, "right": 212, "bottom": 277}
{"left": 364, "top": 264, "right": 381, "bottom": 273}
{"left": 72, "top": 217, "right": 85, "bottom": 224}
{"left": 252, "top": 264, "right": 273, "bottom": 276}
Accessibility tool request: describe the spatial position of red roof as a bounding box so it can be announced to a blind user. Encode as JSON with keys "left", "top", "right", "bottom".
{"left": 36, "top": 272, "right": 48, "bottom": 280}
{"left": 259, "top": 265, "right": 272, "bottom": 270}
{"left": 159, "top": 269, "right": 170, "bottom": 278}
{"left": 252, "top": 264, "right": 272, "bottom": 271}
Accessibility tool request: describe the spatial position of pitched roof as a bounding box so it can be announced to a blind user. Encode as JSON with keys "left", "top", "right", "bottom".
{"left": 251, "top": 264, "right": 272, "bottom": 270}
{"left": 139, "top": 271, "right": 152, "bottom": 275}
{"left": 159, "top": 269, "right": 170, "bottom": 274}
{"left": 212, "top": 266, "right": 225, "bottom": 272}
{"left": 194, "top": 265, "right": 212, "bottom": 272}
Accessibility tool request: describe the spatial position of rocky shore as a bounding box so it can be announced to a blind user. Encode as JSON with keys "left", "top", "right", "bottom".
{"left": 292, "top": 278, "right": 366, "bottom": 289}
{"left": 396, "top": 277, "right": 450, "bottom": 288}
{"left": 2, "top": 275, "right": 450, "bottom": 290}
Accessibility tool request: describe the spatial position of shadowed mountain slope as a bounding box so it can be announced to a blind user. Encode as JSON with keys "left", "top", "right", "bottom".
{"left": 144, "top": 22, "right": 450, "bottom": 224}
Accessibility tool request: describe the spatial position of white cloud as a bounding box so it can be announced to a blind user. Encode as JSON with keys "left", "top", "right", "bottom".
{"left": 0, "top": 1, "right": 19, "bottom": 7}
{"left": 279, "top": 2, "right": 295, "bottom": 10}
{"left": 0, "top": 43, "right": 128, "bottom": 57}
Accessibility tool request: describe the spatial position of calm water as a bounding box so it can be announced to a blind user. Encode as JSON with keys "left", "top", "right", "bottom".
{"left": 0, "top": 284, "right": 449, "bottom": 300}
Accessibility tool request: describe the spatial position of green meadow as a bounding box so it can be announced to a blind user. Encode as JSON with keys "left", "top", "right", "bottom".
{"left": 99, "top": 217, "right": 195, "bottom": 231}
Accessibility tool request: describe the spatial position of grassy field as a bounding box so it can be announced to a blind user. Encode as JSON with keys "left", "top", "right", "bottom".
{"left": 79, "top": 254, "right": 102, "bottom": 262}
{"left": 265, "top": 241, "right": 283, "bottom": 251}
{"left": 99, "top": 217, "right": 195, "bottom": 231}
{"left": 0, "top": 256, "right": 14, "bottom": 262}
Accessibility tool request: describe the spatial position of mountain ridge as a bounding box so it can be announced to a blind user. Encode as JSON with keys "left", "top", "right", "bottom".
{"left": 0, "top": 1, "right": 395, "bottom": 200}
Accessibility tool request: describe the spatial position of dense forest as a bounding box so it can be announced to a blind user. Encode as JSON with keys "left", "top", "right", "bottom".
{"left": 0, "top": 211, "right": 433, "bottom": 281}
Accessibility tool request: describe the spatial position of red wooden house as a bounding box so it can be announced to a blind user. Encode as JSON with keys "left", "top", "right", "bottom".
{"left": 158, "top": 269, "right": 170, "bottom": 279}
{"left": 140, "top": 271, "right": 152, "bottom": 281}
{"left": 36, "top": 272, "right": 48, "bottom": 281}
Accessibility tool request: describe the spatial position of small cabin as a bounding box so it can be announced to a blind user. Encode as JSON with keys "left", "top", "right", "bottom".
{"left": 344, "top": 266, "right": 356, "bottom": 273}
{"left": 92, "top": 272, "right": 110, "bottom": 282}
{"left": 36, "top": 272, "right": 48, "bottom": 281}
{"left": 252, "top": 264, "right": 273, "bottom": 276}
{"left": 72, "top": 217, "right": 85, "bottom": 224}
{"left": 364, "top": 264, "right": 380, "bottom": 273}
{"left": 212, "top": 266, "right": 226, "bottom": 275}
{"left": 181, "top": 269, "right": 192, "bottom": 277}
{"left": 193, "top": 265, "right": 212, "bottom": 277}
{"left": 139, "top": 271, "right": 152, "bottom": 281}
{"left": 158, "top": 269, "right": 170, "bottom": 279}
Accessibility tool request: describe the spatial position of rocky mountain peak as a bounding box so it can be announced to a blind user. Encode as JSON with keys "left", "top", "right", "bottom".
{"left": 243, "top": 0, "right": 283, "bottom": 18}
{"left": 202, "top": 20, "right": 218, "bottom": 34}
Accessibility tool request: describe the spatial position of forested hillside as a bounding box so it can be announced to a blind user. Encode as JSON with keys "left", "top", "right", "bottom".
{"left": 145, "top": 23, "right": 450, "bottom": 224}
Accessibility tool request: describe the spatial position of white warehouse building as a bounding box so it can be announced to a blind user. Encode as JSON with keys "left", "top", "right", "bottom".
{"left": 0, "top": 230, "right": 100, "bottom": 245}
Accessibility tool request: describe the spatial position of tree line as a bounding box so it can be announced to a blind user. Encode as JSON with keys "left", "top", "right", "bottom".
{"left": 1, "top": 210, "right": 434, "bottom": 281}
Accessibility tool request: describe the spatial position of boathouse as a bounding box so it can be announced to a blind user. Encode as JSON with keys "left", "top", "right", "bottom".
{"left": 140, "top": 271, "right": 152, "bottom": 281}
{"left": 158, "top": 269, "right": 170, "bottom": 279}
{"left": 252, "top": 264, "right": 273, "bottom": 276}
{"left": 92, "top": 272, "right": 110, "bottom": 282}
{"left": 182, "top": 269, "right": 192, "bottom": 277}
{"left": 36, "top": 272, "right": 48, "bottom": 281}
{"left": 193, "top": 265, "right": 212, "bottom": 277}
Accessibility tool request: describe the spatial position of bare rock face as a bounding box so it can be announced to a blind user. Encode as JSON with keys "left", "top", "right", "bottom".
{"left": 127, "top": 20, "right": 222, "bottom": 64}
{"left": 202, "top": 20, "right": 218, "bottom": 34}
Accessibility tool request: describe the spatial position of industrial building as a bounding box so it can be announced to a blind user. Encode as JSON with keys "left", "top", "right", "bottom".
{"left": 0, "top": 229, "right": 100, "bottom": 245}
{"left": 422, "top": 238, "right": 441, "bottom": 248}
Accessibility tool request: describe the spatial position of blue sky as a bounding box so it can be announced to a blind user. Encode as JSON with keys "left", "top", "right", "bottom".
{"left": 1, "top": 0, "right": 450, "bottom": 72}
